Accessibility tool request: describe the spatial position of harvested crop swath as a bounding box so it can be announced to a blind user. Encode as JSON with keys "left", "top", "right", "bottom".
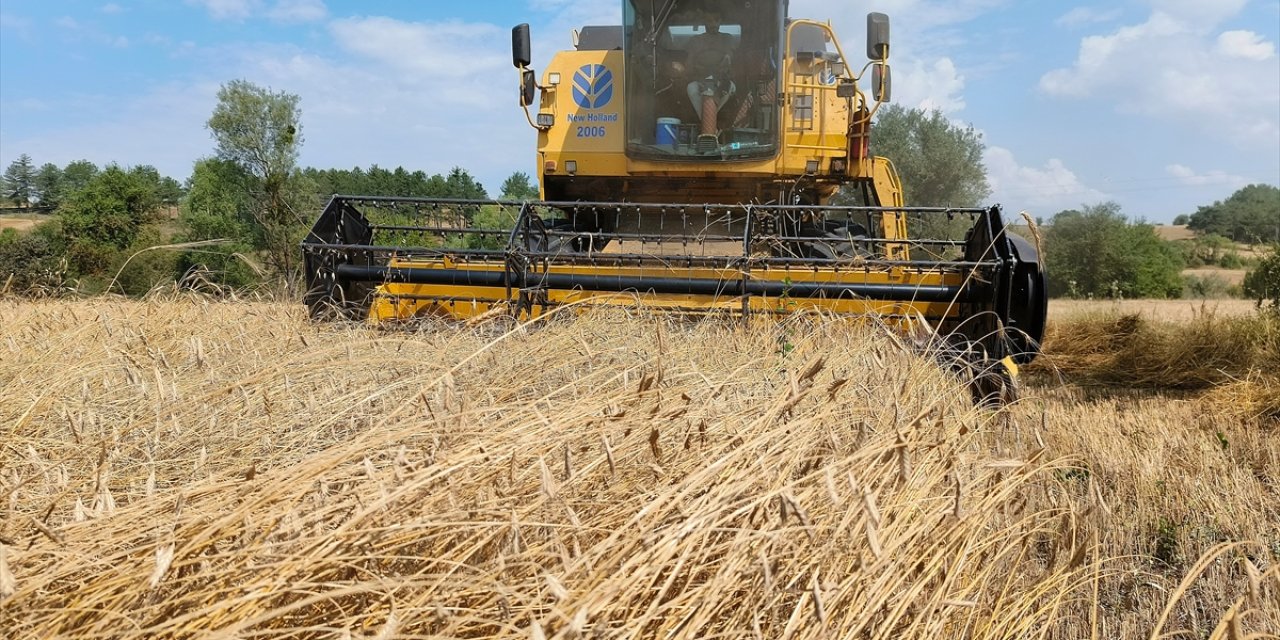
{"left": 1033, "top": 310, "right": 1280, "bottom": 393}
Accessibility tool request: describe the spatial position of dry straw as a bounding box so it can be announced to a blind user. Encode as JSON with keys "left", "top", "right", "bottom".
{"left": 0, "top": 297, "right": 1275, "bottom": 638}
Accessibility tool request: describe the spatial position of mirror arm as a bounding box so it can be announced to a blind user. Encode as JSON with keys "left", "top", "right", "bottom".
{"left": 518, "top": 68, "right": 551, "bottom": 131}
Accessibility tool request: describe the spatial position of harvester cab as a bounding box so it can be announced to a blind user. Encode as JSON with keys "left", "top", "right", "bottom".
{"left": 302, "top": 0, "right": 1049, "bottom": 400}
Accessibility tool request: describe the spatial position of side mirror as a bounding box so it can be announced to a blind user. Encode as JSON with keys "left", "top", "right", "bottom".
{"left": 520, "top": 69, "right": 537, "bottom": 106}
{"left": 872, "top": 64, "right": 892, "bottom": 103}
{"left": 512, "top": 23, "right": 532, "bottom": 68}
{"left": 867, "top": 13, "right": 890, "bottom": 61}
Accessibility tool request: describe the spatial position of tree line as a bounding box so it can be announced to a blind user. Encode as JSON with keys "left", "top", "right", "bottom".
{"left": 1, "top": 80, "right": 540, "bottom": 295}
{"left": 2, "top": 86, "right": 1277, "bottom": 308}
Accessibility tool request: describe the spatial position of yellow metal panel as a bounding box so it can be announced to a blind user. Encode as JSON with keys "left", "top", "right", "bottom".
{"left": 538, "top": 51, "right": 627, "bottom": 179}
{"left": 368, "top": 258, "right": 967, "bottom": 325}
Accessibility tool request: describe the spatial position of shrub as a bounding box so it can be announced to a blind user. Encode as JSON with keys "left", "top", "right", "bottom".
{"left": 1046, "top": 203, "right": 1184, "bottom": 299}
{"left": 1183, "top": 274, "right": 1230, "bottom": 299}
{"left": 0, "top": 227, "right": 64, "bottom": 293}
{"left": 108, "top": 227, "right": 181, "bottom": 296}
{"left": 1243, "top": 247, "right": 1280, "bottom": 310}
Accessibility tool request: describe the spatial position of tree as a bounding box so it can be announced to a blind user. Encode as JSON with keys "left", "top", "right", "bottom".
{"left": 130, "top": 165, "right": 186, "bottom": 205}
{"left": 3, "top": 154, "right": 36, "bottom": 208}
{"left": 444, "top": 167, "right": 487, "bottom": 200}
{"left": 867, "top": 105, "right": 990, "bottom": 207}
{"left": 1187, "top": 184, "right": 1280, "bottom": 244}
{"left": 500, "top": 171, "right": 540, "bottom": 201}
{"left": 837, "top": 105, "right": 991, "bottom": 241}
{"left": 178, "top": 158, "right": 260, "bottom": 287}
{"left": 1172, "top": 214, "right": 1190, "bottom": 226}
{"left": 1045, "top": 202, "right": 1185, "bottom": 299}
{"left": 61, "top": 160, "right": 100, "bottom": 198}
{"left": 33, "top": 163, "right": 64, "bottom": 210}
{"left": 1243, "top": 247, "right": 1280, "bottom": 310}
{"left": 56, "top": 165, "right": 162, "bottom": 277}
{"left": 206, "top": 79, "right": 308, "bottom": 278}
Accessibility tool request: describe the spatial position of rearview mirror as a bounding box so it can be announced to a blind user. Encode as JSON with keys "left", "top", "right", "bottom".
{"left": 867, "top": 13, "right": 890, "bottom": 61}
{"left": 512, "top": 24, "right": 532, "bottom": 68}
{"left": 872, "top": 64, "right": 892, "bottom": 102}
{"left": 520, "top": 69, "right": 537, "bottom": 106}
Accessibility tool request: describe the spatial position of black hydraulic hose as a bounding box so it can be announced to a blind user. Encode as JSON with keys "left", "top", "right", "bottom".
{"left": 334, "top": 265, "right": 979, "bottom": 303}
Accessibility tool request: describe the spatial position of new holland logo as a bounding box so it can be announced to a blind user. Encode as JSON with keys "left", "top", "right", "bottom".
{"left": 572, "top": 64, "right": 614, "bottom": 110}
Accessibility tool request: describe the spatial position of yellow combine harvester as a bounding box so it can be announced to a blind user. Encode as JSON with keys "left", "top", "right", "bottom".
{"left": 302, "top": 0, "right": 1048, "bottom": 398}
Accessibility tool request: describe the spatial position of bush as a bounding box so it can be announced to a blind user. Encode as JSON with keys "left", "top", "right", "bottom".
{"left": 1243, "top": 247, "right": 1280, "bottom": 310}
{"left": 1183, "top": 274, "right": 1231, "bottom": 299}
{"left": 1177, "top": 234, "right": 1235, "bottom": 268}
{"left": 0, "top": 227, "right": 64, "bottom": 293}
{"left": 109, "top": 227, "right": 181, "bottom": 296}
{"left": 1046, "top": 203, "right": 1185, "bottom": 299}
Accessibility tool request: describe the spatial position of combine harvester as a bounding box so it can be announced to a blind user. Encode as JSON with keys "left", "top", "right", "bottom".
{"left": 302, "top": 0, "right": 1047, "bottom": 401}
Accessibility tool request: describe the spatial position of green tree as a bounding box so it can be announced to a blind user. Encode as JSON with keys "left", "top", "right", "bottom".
{"left": 1187, "top": 184, "right": 1280, "bottom": 243}
{"left": 178, "top": 157, "right": 261, "bottom": 287}
{"left": 500, "top": 171, "right": 540, "bottom": 200}
{"left": 128, "top": 165, "right": 186, "bottom": 205}
{"left": 206, "top": 79, "right": 309, "bottom": 278}
{"left": 1045, "top": 202, "right": 1185, "bottom": 299}
{"left": 444, "top": 167, "right": 487, "bottom": 200}
{"left": 60, "top": 160, "right": 100, "bottom": 199}
{"left": 1172, "top": 214, "right": 1190, "bottom": 226}
{"left": 3, "top": 154, "right": 36, "bottom": 208}
{"left": 838, "top": 105, "right": 990, "bottom": 241}
{"left": 1243, "top": 247, "right": 1280, "bottom": 310}
{"left": 56, "top": 165, "right": 162, "bottom": 277}
{"left": 33, "top": 163, "right": 64, "bottom": 210}
{"left": 867, "top": 105, "right": 990, "bottom": 207}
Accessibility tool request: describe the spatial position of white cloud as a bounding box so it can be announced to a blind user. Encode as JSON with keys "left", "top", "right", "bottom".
{"left": 985, "top": 146, "right": 1108, "bottom": 213}
{"left": 0, "top": 12, "right": 34, "bottom": 41}
{"left": 1165, "top": 164, "right": 1248, "bottom": 188}
{"left": 1143, "top": 0, "right": 1249, "bottom": 24}
{"left": 1217, "top": 30, "right": 1276, "bottom": 61}
{"left": 1055, "top": 7, "right": 1122, "bottom": 28}
{"left": 101, "top": 4, "right": 124, "bottom": 14}
{"left": 329, "top": 18, "right": 506, "bottom": 84}
{"left": 267, "top": 0, "right": 327, "bottom": 24}
{"left": 1040, "top": 7, "right": 1280, "bottom": 146}
{"left": 0, "top": 83, "right": 220, "bottom": 181}
{"left": 894, "top": 57, "right": 967, "bottom": 112}
{"left": 53, "top": 15, "right": 129, "bottom": 47}
{"left": 186, "top": 0, "right": 256, "bottom": 21}
{"left": 786, "top": 1, "right": 1008, "bottom": 115}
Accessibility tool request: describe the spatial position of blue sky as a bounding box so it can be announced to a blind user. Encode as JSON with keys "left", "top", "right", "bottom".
{"left": 1, "top": 0, "right": 1277, "bottom": 222}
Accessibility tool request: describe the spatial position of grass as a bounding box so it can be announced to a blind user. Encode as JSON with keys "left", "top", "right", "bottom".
{"left": 1049, "top": 299, "right": 1259, "bottom": 322}
{"left": 0, "top": 296, "right": 1276, "bottom": 638}
{"left": 0, "top": 213, "right": 46, "bottom": 233}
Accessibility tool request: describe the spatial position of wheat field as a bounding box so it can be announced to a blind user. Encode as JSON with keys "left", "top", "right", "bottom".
{"left": 0, "top": 297, "right": 1276, "bottom": 639}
